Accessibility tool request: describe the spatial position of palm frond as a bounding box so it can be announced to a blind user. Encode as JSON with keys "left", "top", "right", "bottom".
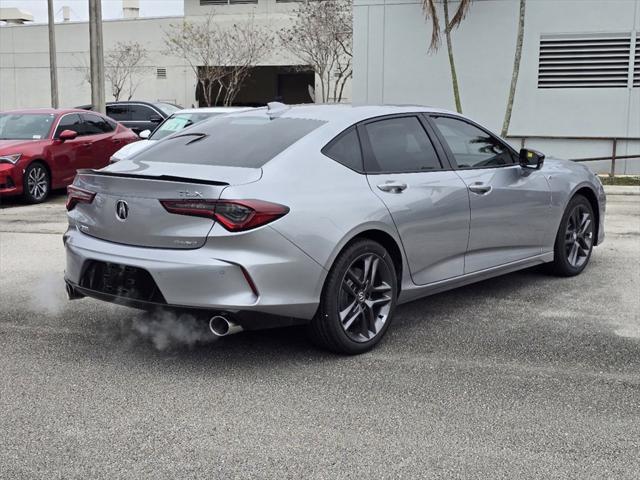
{"left": 421, "top": 0, "right": 441, "bottom": 51}
{"left": 447, "top": 0, "right": 473, "bottom": 32}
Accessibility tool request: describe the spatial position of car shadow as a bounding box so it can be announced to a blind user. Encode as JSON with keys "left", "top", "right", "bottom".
{"left": 0, "top": 189, "right": 66, "bottom": 209}
{"left": 101, "top": 264, "right": 554, "bottom": 368}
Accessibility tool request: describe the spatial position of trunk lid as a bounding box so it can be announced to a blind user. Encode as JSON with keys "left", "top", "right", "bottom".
{"left": 71, "top": 160, "right": 261, "bottom": 249}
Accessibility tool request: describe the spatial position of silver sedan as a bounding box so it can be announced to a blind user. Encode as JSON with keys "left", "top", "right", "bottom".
{"left": 63, "top": 104, "right": 605, "bottom": 354}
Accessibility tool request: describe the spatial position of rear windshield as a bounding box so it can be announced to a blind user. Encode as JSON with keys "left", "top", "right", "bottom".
{"left": 135, "top": 116, "right": 326, "bottom": 168}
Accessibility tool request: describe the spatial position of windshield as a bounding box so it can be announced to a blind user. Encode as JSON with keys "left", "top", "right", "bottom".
{"left": 136, "top": 115, "right": 326, "bottom": 168}
{"left": 0, "top": 113, "right": 55, "bottom": 140}
{"left": 149, "top": 112, "right": 223, "bottom": 141}
{"left": 154, "top": 103, "right": 181, "bottom": 115}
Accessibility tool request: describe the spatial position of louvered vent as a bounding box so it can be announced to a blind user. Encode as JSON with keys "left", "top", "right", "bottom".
{"left": 156, "top": 67, "right": 167, "bottom": 79}
{"left": 200, "top": 0, "right": 258, "bottom": 5}
{"left": 538, "top": 34, "right": 632, "bottom": 88}
{"left": 634, "top": 34, "right": 639, "bottom": 87}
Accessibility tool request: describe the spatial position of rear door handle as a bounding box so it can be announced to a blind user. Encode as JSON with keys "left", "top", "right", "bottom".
{"left": 112, "top": 139, "right": 121, "bottom": 145}
{"left": 377, "top": 181, "right": 407, "bottom": 193}
{"left": 468, "top": 183, "right": 492, "bottom": 195}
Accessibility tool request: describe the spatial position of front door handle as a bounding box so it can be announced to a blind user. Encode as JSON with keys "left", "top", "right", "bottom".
{"left": 377, "top": 181, "right": 407, "bottom": 193}
{"left": 81, "top": 142, "right": 92, "bottom": 148}
{"left": 468, "top": 183, "right": 492, "bottom": 195}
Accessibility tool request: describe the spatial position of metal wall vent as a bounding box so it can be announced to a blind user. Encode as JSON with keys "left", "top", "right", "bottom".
{"left": 200, "top": 0, "right": 258, "bottom": 5}
{"left": 156, "top": 67, "right": 167, "bottom": 79}
{"left": 634, "top": 34, "right": 639, "bottom": 88}
{"left": 538, "top": 33, "right": 632, "bottom": 89}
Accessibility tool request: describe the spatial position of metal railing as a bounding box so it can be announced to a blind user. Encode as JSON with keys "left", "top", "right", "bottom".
{"left": 506, "top": 135, "right": 640, "bottom": 177}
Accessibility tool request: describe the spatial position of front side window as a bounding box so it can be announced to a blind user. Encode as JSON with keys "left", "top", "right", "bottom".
{"left": 431, "top": 116, "right": 515, "bottom": 168}
{"left": 134, "top": 115, "right": 326, "bottom": 168}
{"left": 0, "top": 113, "right": 55, "bottom": 140}
{"left": 54, "top": 114, "right": 83, "bottom": 137}
{"left": 82, "top": 113, "right": 114, "bottom": 135}
{"left": 362, "top": 116, "right": 442, "bottom": 173}
{"left": 322, "top": 127, "right": 363, "bottom": 171}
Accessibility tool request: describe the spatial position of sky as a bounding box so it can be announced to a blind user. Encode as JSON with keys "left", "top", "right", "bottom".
{"left": 0, "top": 0, "right": 183, "bottom": 23}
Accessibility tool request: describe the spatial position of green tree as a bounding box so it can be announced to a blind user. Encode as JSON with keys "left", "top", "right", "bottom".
{"left": 421, "top": 0, "right": 473, "bottom": 114}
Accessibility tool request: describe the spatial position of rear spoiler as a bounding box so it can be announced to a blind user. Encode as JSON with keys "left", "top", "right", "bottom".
{"left": 76, "top": 169, "right": 229, "bottom": 187}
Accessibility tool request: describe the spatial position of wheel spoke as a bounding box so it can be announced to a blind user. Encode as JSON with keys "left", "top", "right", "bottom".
{"left": 361, "top": 255, "right": 373, "bottom": 286}
{"left": 346, "top": 268, "right": 363, "bottom": 288}
{"left": 373, "top": 281, "right": 392, "bottom": 293}
{"left": 568, "top": 242, "right": 579, "bottom": 266}
{"left": 579, "top": 217, "right": 591, "bottom": 235}
{"left": 341, "top": 280, "right": 358, "bottom": 298}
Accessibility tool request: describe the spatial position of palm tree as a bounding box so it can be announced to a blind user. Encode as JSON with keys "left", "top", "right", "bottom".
{"left": 501, "top": 0, "right": 526, "bottom": 137}
{"left": 421, "top": 0, "right": 473, "bottom": 114}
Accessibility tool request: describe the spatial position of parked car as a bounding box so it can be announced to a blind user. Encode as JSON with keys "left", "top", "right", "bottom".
{"left": 0, "top": 109, "right": 138, "bottom": 203}
{"left": 110, "top": 107, "right": 252, "bottom": 163}
{"left": 77, "top": 101, "right": 181, "bottom": 135}
{"left": 63, "top": 104, "right": 606, "bottom": 354}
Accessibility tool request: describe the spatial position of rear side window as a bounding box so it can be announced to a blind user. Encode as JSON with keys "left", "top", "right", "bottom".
{"left": 82, "top": 113, "right": 114, "bottom": 134}
{"left": 134, "top": 116, "right": 326, "bottom": 168}
{"left": 322, "top": 127, "right": 363, "bottom": 172}
{"left": 106, "top": 105, "right": 130, "bottom": 121}
{"left": 129, "top": 105, "right": 158, "bottom": 121}
{"left": 431, "top": 116, "right": 516, "bottom": 168}
{"left": 362, "top": 116, "right": 442, "bottom": 173}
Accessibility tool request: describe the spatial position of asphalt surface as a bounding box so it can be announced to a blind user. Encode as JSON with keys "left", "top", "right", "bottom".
{"left": 1, "top": 191, "right": 639, "bottom": 479}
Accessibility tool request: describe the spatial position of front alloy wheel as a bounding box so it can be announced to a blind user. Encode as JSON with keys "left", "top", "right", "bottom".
{"left": 23, "top": 162, "right": 50, "bottom": 203}
{"left": 309, "top": 239, "right": 398, "bottom": 354}
{"left": 552, "top": 194, "right": 595, "bottom": 276}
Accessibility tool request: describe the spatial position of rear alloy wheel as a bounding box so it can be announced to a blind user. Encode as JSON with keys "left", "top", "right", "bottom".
{"left": 551, "top": 195, "right": 595, "bottom": 276}
{"left": 23, "top": 162, "right": 50, "bottom": 204}
{"left": 309, "top": 239, "right": 397, "bottom": 354}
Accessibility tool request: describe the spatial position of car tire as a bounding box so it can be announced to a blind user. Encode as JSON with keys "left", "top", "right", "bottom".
{"left": 550, "top": 194, "right": 595, "bottom": 277}
{"left": 22, "top": 161, "right": 50, "bottom": 204}
{"left": 308, "top": 239, "right": 398, "bottom": 354}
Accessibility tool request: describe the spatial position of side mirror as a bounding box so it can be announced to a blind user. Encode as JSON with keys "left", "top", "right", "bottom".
{"left": 58, "top": 129, "right": 78, "bottom": 142}
{"left": 149, "top": 115, "right": 163, "bottom": 124}
{"left": 519, "top": 148, "right": 545, "bottom": 170}
{"left": 139, "top": 129, "right": 151, "bottom": 139}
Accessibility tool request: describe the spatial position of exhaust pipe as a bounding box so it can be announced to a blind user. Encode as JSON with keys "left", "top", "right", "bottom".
{"left": 66, "top": 282, "right": 84, "bottom": 300}
{"left": 209, "top": 315, "right": 243, "bottom": 337}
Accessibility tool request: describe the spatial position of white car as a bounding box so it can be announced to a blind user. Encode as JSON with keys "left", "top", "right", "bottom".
{"left": 109, "top": 107, "right": 251, "bottom": 163}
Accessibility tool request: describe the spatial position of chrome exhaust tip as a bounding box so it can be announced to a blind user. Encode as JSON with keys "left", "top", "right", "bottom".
{"left": 208, "top": 315, "right": 243, "bottom": 337}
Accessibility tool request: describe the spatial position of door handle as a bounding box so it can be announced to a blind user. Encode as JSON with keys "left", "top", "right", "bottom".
{"left": 468, "top": 183, "right": 492, "bottom": 195}
{"left": 113, "top": 139, "right": 121, "bottom": 145}
{"left": 81, "top": 142, "right": 92, "bottom": 147}
{"left": 377, "top": 181, "right": 407, "bottom": 193}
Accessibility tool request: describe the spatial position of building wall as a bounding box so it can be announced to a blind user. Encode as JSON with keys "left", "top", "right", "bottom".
{"left": 0, "top": 0, "right": 351, "bottom": 111}
{"left": 353, "top": 0, "right": 640, "bottom": 174}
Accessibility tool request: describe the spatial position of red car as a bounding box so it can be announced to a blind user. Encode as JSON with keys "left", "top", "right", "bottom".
{"left": 0, "top": 109, "right": 138, "bottom": 203}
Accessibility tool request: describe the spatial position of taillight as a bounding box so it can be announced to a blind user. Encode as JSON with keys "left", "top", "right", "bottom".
{"left": 66, "top": 185, "right": 96, "bottom": 211}
{"left": 159, "top": 199, "right": 289, "bottom": 232}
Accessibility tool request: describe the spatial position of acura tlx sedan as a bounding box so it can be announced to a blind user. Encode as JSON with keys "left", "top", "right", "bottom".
{"left": 63, "top": 104, "right": 605, "bottom": 354}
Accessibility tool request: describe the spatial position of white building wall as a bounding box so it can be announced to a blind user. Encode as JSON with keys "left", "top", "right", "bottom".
{"left": 353, "top": 0, "right": 640, "bottom": 174}
{"left": 0, "top": 0, "right": 351, "bottom": 112}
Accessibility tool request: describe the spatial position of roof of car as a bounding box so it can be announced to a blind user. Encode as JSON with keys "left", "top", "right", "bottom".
{"left": 0, "top": 108, "right": 99, "bottom": 115}
{"left": 228, "top": 104, "right": 460, "bottom": 125}
{"left": 173, "top": 107, "right": 254, "bottom": 115}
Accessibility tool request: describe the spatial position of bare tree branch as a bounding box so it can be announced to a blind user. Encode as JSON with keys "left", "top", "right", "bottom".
{"left": 278, "top": 0, "right": 352, "bottom": 103}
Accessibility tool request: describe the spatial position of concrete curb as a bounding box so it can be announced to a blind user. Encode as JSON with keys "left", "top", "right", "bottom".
{"left": 603, "top": 185, "right": 640, "bottom": 196}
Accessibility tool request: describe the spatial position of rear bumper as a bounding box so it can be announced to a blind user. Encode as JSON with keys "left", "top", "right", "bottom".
{"left": 63, "top": 225, "right": 327, "bottom": 321}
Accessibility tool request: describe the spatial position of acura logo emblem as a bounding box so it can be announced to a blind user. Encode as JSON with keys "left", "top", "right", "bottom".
{"left": 115, "top": 200, "right": 129, "bottom": 221}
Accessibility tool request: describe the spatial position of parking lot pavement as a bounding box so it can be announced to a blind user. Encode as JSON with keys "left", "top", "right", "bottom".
{"left": 0, "top": 192, "right": 639, "bottom": 479}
